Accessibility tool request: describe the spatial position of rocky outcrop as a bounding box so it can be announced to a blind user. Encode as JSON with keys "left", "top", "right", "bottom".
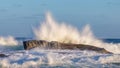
{"left": 23, "top": 40, "right": 113, "bottom": 54}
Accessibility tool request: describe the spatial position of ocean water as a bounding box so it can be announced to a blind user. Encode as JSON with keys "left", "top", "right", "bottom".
{"left": 103, "top": 39, "right": 120, "bottom": 44}
{"left": 0, "top": 12, "right": 120, "bottom": 68}
{"left": 0, "top": 39, "right": 120, "bottom": 68}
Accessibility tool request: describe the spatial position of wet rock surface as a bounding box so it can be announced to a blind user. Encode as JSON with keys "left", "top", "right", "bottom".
{"left": 23, "top": 40, "right": 113, "bottom": 54}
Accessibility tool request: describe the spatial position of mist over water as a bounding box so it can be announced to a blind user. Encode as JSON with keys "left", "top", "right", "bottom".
{"left": 34, "top": 12, "right": 120, "bottom": 54}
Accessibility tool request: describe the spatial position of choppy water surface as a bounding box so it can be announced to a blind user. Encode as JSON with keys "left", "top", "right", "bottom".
{"left": 0, "top": 48, "right": 120, "bottom": 68}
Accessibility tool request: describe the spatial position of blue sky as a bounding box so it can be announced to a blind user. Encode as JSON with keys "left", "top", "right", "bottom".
{"left": 0, "top": 0, "right": 120, "bottom": 38}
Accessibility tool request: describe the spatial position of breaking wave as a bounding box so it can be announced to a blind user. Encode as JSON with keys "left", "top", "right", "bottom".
{"left": 0, "top": 36, "right": 18, "bottom": 45}
{"left": 0, "top": 49, "right": 120, "bottom": 68}
{"left": 34, "top": 12, "right": 120, "bottom": 54}
{"left": 0, "top": 36, "right": 23, "bottom": 52}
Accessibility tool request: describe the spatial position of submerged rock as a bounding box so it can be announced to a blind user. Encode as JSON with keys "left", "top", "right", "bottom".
{"left": 23, "top": 40, "right": 113, "bottom": 54}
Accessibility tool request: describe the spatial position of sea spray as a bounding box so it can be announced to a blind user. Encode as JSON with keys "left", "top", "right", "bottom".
{"left": 0, "top": 36, "right": 23, "bottom": 51}
{"left": 0, "top": 36, "right": 18, "bottom": 45}
{"left": 34, "top": 12, "right": 120, "bottom": 54}
{"left": 34, "top": 12, "right": 83, "bottom": 43}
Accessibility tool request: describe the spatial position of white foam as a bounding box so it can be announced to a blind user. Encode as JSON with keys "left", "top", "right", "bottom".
{"left": 99, "top": 54, "right": 120, "bottom": 64}
{"left": 0, "top": 49, "right": 120, "bottom": 68}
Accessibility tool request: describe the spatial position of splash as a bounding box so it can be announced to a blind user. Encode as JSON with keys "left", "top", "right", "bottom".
{"left": 0, "top": 36, "right": 18, "bottom": 45}
{"left": 34, "top": 12, "right": 88, "bottom": 43}
{"left": 34, "top": 12, "right": 120, "bottom": 54}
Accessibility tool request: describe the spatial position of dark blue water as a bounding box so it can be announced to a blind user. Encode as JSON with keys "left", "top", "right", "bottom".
{"left": 102, "top": 39, "right": 120, "bottom": 43}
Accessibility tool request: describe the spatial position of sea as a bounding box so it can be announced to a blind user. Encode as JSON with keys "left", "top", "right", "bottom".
{"left": 0, "top": 38, "right": 120, "bottom": 68}
{"left": 0, "top": 12, "right": 120, "bottom": 68}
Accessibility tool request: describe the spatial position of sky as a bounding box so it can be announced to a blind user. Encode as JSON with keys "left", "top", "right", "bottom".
{"left": 0, "top": 0, "right": 120, "bottom": 38}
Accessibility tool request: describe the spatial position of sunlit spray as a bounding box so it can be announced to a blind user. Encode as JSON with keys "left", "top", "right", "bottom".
{"left": 34, "top": 12, "right": 120, "bottom": 54}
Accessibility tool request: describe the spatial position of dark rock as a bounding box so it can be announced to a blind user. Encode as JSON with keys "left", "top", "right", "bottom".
{"left": 23, "top": 40, "right": 113, "bottom": 54}
{"left": 0, "top": 54, "right": 8, "bottom": 57}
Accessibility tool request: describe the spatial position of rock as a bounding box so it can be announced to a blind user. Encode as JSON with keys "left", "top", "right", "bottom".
{"left": 0, "top": 54, "right": 8, "bottom": 57}
{"left": 23, "top": 40, "right": 49, "bottom": 50}
{"left": 23, "top": 40, "right": 113, "bottom": 54}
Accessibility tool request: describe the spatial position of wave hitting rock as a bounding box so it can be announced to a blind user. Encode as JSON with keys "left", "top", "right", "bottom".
{"left": 23, "top": 40, "right": 113, "bottom": 54}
